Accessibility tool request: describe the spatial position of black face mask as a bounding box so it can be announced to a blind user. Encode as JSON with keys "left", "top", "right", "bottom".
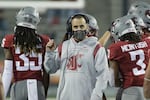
{"left": 73, "top": 30, "right": 87, "bottom": 41}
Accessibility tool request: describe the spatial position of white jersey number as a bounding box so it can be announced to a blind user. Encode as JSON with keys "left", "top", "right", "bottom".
{"left": 15, "top": 48, "right": 42, "bottom": 71}
{"left": 129, "top": 50, "right": 146, "bottom": 76}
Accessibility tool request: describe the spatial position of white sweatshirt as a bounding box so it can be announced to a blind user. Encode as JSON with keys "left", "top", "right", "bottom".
{"left": 44, "top": 37, "right": 109, "bottom": 100}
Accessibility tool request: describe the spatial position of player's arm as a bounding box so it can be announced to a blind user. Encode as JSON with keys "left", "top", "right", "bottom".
{"left": 99, "top": 31, "right": 111, "bottom": 46}
{"left": 42, "top": 67, "right": 49, "bottom": 98}
{"left": 2, "top": 48, "right": 13, "bottom": 98}
{"left": 144, "top": 59, "right": 150, "bottom": 99}
{"left": 109, "top": 60, "right": 121, "bottom": 87}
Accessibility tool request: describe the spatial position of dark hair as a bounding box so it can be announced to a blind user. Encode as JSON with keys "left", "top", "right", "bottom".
{"left": 143, "top": 28, "right": 150, "bottom": 33}
{"left": 119, "top": 32, "right": 141, "bottom": 43}
{"left": 14, "top": 26, "right": 41, "bottom": 53}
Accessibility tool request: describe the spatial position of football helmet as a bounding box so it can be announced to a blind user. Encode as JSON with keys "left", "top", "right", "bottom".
{"left": 137, "top": 8, "right": 150, "bottom": 29}
{"left": 16, "top": 7, "right": 40, "bottom": 29}
{"left": 110, "top": 16, "right": 137, "bottom": 41}
{"left": 127, "top": 14, "right": 146, "bottom": 34}
{"left": 127, "top": 1, "right": 150, "bottom": 15}
{"left": 85, "top": 14, "right": 99, "bottom": 30}
{"left": 127, "top": 1, "right": 150, "bottom": 29}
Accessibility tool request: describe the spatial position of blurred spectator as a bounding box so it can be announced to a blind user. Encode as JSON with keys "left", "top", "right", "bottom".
{"left": 47, "top": 9, "right": 61, "bottom": 25}
{"left": 47, "top": 0, "right": 81, "bottom": 25}
{"left": 0, "top": 9, "right": 9, "bottom": 39}
{"left": 0, "top": 9, "right": 9, "bottom": 58}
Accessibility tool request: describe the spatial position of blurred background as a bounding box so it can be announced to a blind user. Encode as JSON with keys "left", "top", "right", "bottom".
{"left": 0, "top": 0, "right": 150, "bottom": 100}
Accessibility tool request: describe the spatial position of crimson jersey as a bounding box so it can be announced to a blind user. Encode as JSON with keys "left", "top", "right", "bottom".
{"left": 1, "top": 34, "right": 49, "bottom": 82}
{"left": 108, "top": 39, "right": 150, "bottom": 89}
{"left": 142, "top": 33, "right": 149, "bottom": 39}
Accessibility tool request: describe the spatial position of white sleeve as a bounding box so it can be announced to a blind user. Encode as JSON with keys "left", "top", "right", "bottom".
{"left": 2, "top": 60, "right": 13, "bottom": 97}
{"left": 91, "top": 47, "right": 109, "bottom": 100}
{"left": 44, "top": 48, "right": 60, "bottom": 74}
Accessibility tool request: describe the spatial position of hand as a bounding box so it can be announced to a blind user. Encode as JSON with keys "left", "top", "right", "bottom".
{"left": 46, "top": 39, "right": 55, "bottom": 51}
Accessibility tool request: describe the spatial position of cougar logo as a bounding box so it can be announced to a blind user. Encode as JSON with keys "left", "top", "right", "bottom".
{"left": 67, "top": 54, "right": 83, "bottom": 70}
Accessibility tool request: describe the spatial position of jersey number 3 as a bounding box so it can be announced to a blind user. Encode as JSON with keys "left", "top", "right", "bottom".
{"left": 129, "top": 50, "right": 146, "bottom": 76}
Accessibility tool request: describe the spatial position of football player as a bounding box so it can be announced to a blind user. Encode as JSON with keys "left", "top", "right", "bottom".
{"left": 127, "top": 1, "right": 150, "bottom": 38}
{"left": 108, "top": 15, "right": 150, "bottom": 100}
{"left": 144, "top": 56, "right": 150, "bottom": 100}
{"left": 1, "top": 7, "right": 49, "bottom": 100}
